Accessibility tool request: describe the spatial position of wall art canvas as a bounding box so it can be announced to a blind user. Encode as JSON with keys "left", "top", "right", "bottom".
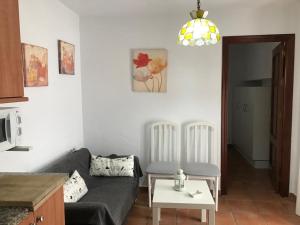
{"left": 132, "top": 49, "right": 167, "bottom": 92}
{"left": 58, "top": 40, "right": 75, "bottom": 75}
{"left": 22, "top": 43, "right": 48, "bottom": 87}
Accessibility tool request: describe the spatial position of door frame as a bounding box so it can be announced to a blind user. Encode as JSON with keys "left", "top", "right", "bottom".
{"left": 221, "top": 34, "right": 295, "bottom": 195}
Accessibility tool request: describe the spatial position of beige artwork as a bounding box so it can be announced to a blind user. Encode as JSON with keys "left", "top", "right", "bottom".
{"left": 58, "top": 40, "right": 75, "bottom": 75}
{"left": 132, "top": 49, "right": 167, "bottom": 92}
{"left": 22, "top": 43, "right": 48, "bottom": 87}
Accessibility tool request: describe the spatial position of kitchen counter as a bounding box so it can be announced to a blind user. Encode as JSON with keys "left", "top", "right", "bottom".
{"left": 0, "top": 207, "right": 29, "bottom": 225}
{"left": 0, "top": 173, "right": 67, "bottom": 210}
{"left": 0, "top": 173, "right": 67, "bottom": 225}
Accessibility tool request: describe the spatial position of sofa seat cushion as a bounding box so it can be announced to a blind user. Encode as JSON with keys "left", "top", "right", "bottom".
{"left": 65, "top": 202, "right": 115, "bottom": 225}
{"left": 78, "top": 176, "right": 138, "bottom": 225}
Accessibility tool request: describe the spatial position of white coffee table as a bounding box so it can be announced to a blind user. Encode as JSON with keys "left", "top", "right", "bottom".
{"left": 152, "top": 179, "right": 215, "bottom": 225}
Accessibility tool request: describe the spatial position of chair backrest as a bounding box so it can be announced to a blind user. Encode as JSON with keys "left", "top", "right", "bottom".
{"left": 184, "top": 121, "right": 216, "bottom": 164}
{"left": 150, "top": 121, "right": 179, "bottom": 163}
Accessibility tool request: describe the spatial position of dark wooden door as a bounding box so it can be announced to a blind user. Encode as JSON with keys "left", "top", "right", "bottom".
{"left": 270, "top": 43, "right": 285, "bottom": 192}
{"left": 222, "top": 35, "right": 295, "bottom": 196}
{"left": 0, "top": 0, "right": 24, "bottom": 98}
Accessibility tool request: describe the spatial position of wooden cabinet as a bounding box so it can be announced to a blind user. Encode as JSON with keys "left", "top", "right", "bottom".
{"left": 33, "top": 187, "right": 65, "bottom": 225}
{"left": 17, "top": 187, "right": 65, "bottom": 225}
{"left": 18, "top": 213, "right": 34, "bottom": 225}
{"left": 0, "top": 174, "right": 66, "bottom": 225}
{"left": 0, "top": 0, "right": 28, "bottom": 103}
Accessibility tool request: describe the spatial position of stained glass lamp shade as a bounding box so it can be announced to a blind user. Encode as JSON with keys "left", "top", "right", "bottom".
{"left": 178, "top": 0, "right": 220, "bottom": 47}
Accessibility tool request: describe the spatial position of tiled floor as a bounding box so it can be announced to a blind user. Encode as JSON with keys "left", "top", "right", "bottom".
{"left": 126, "top": 149, "right": 300, "bottom": 225}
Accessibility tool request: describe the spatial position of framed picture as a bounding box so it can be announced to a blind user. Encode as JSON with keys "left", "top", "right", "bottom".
{"left": 132, "top": 49, "right": 168, "bottom": 93}
{"left": 58, "top": 40, "right": 75, "bottom": 75}
{"left": 22, "top": 43, "right": 48, "bottom": 87}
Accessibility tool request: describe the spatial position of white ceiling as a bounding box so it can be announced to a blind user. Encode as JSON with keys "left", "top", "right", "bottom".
{"left": 59, "top": 0, "right": 292, "bottom": 17}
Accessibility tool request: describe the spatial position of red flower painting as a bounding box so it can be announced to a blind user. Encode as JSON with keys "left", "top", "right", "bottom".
{"left": 22, "top": 43, "right": 48, "bottom": 87}
{"left": 132, "top": 49, "right": 167, "bottom": 92}
{"left": 58, "top": 40, "right": 75, "bottom": 75}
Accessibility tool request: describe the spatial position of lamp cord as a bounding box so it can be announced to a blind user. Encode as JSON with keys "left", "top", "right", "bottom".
{"left": 197, "top": 0, "right": 201, "bottom": 10}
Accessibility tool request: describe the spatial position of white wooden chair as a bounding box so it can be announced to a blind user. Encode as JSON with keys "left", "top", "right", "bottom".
{"left": 182, "top": 121, "right": 220, "bottom": 211}
{"left": 146, "top": 121, "right": 180, "bottom": 207}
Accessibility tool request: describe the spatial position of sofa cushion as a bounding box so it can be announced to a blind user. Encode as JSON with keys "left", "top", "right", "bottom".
{"left": 64, "top": 170, "right": 88, "bottom": 203}
{"left": 65, "top": 202, "right": 115, "bottom": 225}
{"left": 78, "top": 176, "right": 139, "bottom": 225}
{"left": 42, "top": 148, "right": 92, "bottom": 181}
{"left": 90, "top": 155, "right": 134, "bottom": 177}
{"left": 102, "top": 154, "right": 143, "bottom": 178}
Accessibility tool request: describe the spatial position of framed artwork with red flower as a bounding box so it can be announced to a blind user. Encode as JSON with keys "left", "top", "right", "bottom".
{"left": 58, "top": 40, "right": 75, "bottom": 75}
{"left": 132, "top": 49, "right": 167, "bottom": 92}
{"left": 22, "top": 43, "right": 48, "bottom": 87}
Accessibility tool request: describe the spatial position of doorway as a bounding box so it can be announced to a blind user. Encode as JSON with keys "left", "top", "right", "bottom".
{"left": 221, "top": 34, "right": 295, "bottom": 195}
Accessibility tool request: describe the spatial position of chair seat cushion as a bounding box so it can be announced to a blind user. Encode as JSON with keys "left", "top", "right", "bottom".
{"left": 183, "top": 162, "right": 220, "bottom": 177}
{"left": 146, "top": 162, "right": 179, "bottom": 175}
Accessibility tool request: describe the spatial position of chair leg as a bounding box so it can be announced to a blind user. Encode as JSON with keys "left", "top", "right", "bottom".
{"left": 148, "top": 174, "right": 152, "bottom": 208}
{"left": 212, "top": 179, "right": 216, "bottom": 198}
{"left": 215, "top": 176, "right": 219, "bottom": 212}
{"left": 201, "top": 209, "right": 207, "bottom": 222}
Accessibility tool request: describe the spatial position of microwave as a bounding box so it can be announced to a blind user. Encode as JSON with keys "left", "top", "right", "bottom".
{"left": 0, "top": 107, "right": 22, "bottom": 152}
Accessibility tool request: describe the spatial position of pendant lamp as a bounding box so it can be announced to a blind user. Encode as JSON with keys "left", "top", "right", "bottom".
{"left": 177, "top": 0, "right": 221, "bottom": 47}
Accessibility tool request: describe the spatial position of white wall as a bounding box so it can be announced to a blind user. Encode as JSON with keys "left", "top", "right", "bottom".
{"left": 80, "top": 15, "right": 222, "bottom": 181}
{"left": 80, "top": 1, "right": 300, "bottom": 191}
{"left": 0, "top": 0, "right": 84, "bottom": 172}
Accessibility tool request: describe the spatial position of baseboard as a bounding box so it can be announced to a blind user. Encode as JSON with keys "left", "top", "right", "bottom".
{"left": 253, "top": 160, "right": 270, "bottom": 169}
{"left": 234, "top": 146, "right": 270, "bottom": 169}
{"left": 289, "top": 193, "right": 296, "bottom": 201}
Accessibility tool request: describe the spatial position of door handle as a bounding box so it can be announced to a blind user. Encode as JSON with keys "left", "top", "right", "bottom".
{"left": 36, "top": 216, "right": 45, "bottom": 223}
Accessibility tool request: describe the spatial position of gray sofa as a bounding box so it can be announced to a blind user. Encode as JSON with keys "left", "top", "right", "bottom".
{"left": 43, "top": 148, "right": 143, "bottom": 225}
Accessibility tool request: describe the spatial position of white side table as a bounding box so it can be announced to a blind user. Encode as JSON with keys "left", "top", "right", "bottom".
{"left": 152, "top": 179, "right": 215, "bottom": 225}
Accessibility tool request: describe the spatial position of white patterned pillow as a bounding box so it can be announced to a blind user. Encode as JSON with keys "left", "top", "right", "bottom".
{"left": 63, "top": 170, "right": 88, "bottom": 203}
{"left": 90, "top": 155, "right": 134, "bottom": 177}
